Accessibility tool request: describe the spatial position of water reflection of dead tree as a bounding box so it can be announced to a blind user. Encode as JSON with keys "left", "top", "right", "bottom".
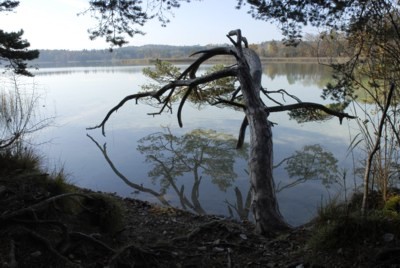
{"left": 226, "top": 144, "right": 342, "bottom": 221}
{"left": 137, "top": 128, "right": 245, "bottom": 215}
{"left": 87, "top": 134, "right": 170, "bottom": 206}
{"left": 226, "top": 186, "right": 252, "bottom": 221}
{"left": 89, "top": 128, "right": 246, "bottom": 216}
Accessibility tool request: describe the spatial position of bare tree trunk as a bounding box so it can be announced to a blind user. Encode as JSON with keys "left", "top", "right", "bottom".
{"left": 232, "top": 36, "right": 289, "bottom": 234}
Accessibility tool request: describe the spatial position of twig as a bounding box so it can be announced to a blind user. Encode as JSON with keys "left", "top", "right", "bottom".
{"left": 14, "top": 226, "right": 76, "bottom": 266}
{"left": 9, "top": 239, "right": 17, "bottom": 268}
{"left": 1, "top": 193, "right": 92, "bottom": 220}
{"left": 361, "top": 83, "right": 396, "bottom": 214}
{"left": 71, "top": 231, "right": 116, "bottom": 253}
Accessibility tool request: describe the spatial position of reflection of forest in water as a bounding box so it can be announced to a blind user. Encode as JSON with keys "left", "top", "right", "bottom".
{"left": 88, "top": 127, "right": 342, "bottom": 223}
{"left": 34, "top": 63, "right": 333, "bottom": 90}
{"left": 263, "top": 63, "right": 332, "bottom": 88}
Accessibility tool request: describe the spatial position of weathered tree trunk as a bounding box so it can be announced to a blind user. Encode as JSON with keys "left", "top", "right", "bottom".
{"left": 234, "top": 42, "right": 289, "bottom": 234}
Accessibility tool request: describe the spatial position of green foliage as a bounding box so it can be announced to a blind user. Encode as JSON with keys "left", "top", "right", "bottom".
{"left": 84, "top": 193, "right": 125, "bottom": 234}
{"left": 383, "top": 195, "right": 400, "bottom": 219}
{"left": 200, "top": 64, "right": 237, "bottom": 105}
{"left": 141, "top": 60, "right": 236, "bottom": 108}
{"left": 1, "top": 0, "right": 39, "bottom": 75}
{"left": 84, "top": 0, "right": 148, "bottom": 47}
{"left": 239, "top": 0, "right": 384, "bottom": 46}
{"left": 141, "top": 59, "right": 181, "bottom": 90}
{"left": 84, "top": 0, "right": 200, "bottom": 47}
{"left": 0, "top": 147, "right": 41, "bottom": 173}
{"left": 47, "top": 168, "right": 76, "bottom": 195}
{"left": 309, "top": 211, "right": 396, "bottom": 251}
{"left": 0, "top": 30, "right": 39, "bottom": 76}
{"left": 288, "top": 102, "right": 348, "bottom": 123}
{"left": 309, "top": 192, "right": 400, "bottom": 252}
{"left": 0, "top": 0, "right": 19, "bottom": 12}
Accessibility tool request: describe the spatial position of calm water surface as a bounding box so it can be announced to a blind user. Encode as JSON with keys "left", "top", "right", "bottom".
{"left": 26, "top": 63, "right": 356, "bottom": 226}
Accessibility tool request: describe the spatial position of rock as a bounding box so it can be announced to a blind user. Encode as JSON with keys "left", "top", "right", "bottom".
{"left": 382, "top": 233, "right": 394, "bottom": 242}
{"left": 239, "top": 233, "right": 247, "bottom": 240}
{"left": 30, "top": 251, "right": 42, "bottom": 257}
{"left": 212, "top": 247, "right": 224, "bottom": 252}
{"left": 0, "top": 185, "right": 6, "bottom": 196}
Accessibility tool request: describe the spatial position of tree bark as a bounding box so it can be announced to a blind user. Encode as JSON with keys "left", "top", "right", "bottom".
{"left": 232, "top": 36, "right": 289, "bottom": 234}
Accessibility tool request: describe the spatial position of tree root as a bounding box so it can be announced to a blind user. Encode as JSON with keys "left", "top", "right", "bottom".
{"left": 108, "top": 243, "right": 162, "bottom": 267}
{"left": 11, "top": 226, "right": 77, "bottom": 266}
{"left": 0, "top": 192, "right": 118, "bottom": 267}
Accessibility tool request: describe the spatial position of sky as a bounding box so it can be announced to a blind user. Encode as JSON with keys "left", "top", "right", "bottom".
{"left": 0, "top": 0, "right": 287, "bottom": 50}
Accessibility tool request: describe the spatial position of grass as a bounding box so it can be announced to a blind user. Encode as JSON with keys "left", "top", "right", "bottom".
{"left": 308, "top": 192, "right": 400, "bottom": 253}
{"left": 0, "top": 147, "right": 42, "bottom": 173}
{"left": 0, "top": 146, "right": 126, "bottom": 235}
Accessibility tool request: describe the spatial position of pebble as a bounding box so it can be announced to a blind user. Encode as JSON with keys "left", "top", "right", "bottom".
{"left": 383, "top": 233, "right": 394, "bottom": 242}
{"left": 30, "top": 251, "right": 42, "bottom": 257}
{"left": 213, "top": 239, "right": 220, "bottom": 245}
{"left": 212, "top": 247, "right": 224, "bottom": 252}
{"left": 240, "top": 233, "right": 247, "bottom": 240}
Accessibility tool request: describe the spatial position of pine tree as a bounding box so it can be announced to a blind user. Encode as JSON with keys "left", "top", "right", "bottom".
{"left": 0, "top": 1, "right": 39, "bottom": 76}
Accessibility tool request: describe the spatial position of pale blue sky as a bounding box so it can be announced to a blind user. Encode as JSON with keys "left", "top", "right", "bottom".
{"left": 1, "top": 0, "right": 292, "bottom": 50}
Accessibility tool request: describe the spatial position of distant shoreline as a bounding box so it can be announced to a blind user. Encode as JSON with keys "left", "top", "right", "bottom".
{"left": 32, "top": 57, "right": 346, "bottom": 68}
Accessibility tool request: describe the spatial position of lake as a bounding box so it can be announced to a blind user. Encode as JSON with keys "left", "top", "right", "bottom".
{"left": 20, "top": 63, "right": 358, "bottom": 226}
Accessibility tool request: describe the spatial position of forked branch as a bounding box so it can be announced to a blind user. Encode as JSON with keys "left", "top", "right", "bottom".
{"left": 87, "top": 67, "right": 237, "bottom": 135}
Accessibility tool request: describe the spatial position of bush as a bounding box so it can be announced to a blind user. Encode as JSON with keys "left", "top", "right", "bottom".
{"left": 309, "top": 193, "right": 400, "bottom": 252}
{"left": 383, "top": 195, "right": 400, "bottom": 219}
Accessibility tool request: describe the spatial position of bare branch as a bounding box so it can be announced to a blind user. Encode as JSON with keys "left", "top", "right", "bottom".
{"left": 236, "top": 116, "right": 248, "bottom": 149}
{"left": 266, "top": 102, "right": 357, "bottom": 124}
{"left": 0, "top": 132, "right": 21, "bottom": 149}
{"left": 188, "top": 47, "right": 237, "bottom": 77}
{"left": 87, "top": 67, "right": 237, "bottom": 135}
{"left": 177, "top": 85, "right": 194, "bottom": 127}
{"left": 86, "top": 91, "right": 159, "bottom": 135}
{"left": 87, "top": 134, "right": 171, "bottom": 206}
{"left": 262, "top": 88, "right": 302, "bottom": 103}
{"left": 212, "top": 98, "right": 246, "bottom": 110}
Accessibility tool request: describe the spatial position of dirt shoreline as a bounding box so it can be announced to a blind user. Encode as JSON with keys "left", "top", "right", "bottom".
{"left": 1, "top": 167, "right": 398, "bottom": 267}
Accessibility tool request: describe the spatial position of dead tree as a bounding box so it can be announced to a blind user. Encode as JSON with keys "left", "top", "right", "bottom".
{"left": 88, "top": 29, "right": 355, "bottom": 236}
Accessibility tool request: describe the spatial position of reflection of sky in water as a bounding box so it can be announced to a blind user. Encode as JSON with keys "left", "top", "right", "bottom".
{"left": 25, "top": 64, "right": 358, "bottom": 226}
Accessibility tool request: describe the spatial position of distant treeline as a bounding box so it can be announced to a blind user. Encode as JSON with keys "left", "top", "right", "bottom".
{"left": 32, "top": 36, "right": 347, "bottom": 67}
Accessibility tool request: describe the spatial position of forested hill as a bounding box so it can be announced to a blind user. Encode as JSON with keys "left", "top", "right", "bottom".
{"left": 32, "top": 44, "right": 212, "bottom": 67}
{"left": 31, "top": 38, "right": 347, "bottom": 67}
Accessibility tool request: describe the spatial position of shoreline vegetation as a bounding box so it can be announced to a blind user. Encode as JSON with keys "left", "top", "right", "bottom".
{"left": 31, "top": 42, "right": 349, "bottom": 68}
{"left": 32, "top": 56, "right": 348, "bottom": 68}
